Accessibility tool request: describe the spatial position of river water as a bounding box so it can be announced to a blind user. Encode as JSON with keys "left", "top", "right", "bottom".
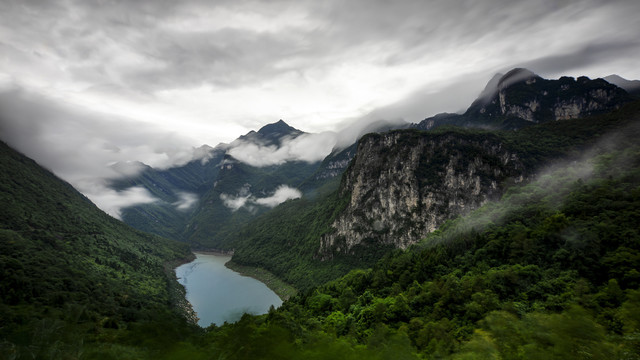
{"left": 175, "top": 252, "right": 282, "bottom": 327}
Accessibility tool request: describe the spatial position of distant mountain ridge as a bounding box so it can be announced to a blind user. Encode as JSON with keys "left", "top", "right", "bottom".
{"left": 112, "top": 120, "right": 325, "bottom": 248}
{"left": 603, "top": 74, "right": 640, "bottom": 96}
{"left": 415, "top": 68, "right": 633, "bottom": 130}
{"left": 112, "top": 68, "right": 636, "bottom": 252}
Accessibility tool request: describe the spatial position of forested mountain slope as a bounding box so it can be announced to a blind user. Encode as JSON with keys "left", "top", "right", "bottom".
{"left": 199, "top": 100, "right": 640, "bottom": 359}
{"left": 226, "top": 100, "right": 640, "bottom": 294}
{"left": 0, "top": 141, "right": 194, "bottom": 358}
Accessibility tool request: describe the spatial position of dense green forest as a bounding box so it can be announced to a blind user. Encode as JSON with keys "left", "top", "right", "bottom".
{"left": 0, "top": 141, "right": 195, "bottom": 358}
{"left": 1, "top": 101, "right": 639, "bottom": 358}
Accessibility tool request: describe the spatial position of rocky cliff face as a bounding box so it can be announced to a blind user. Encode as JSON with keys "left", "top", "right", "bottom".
{"left": 469, "top": 69, "right": 632, "bottom": 124}
{"left": 416, "top": 68, "right": 632, "bottom": 131}
{"left": 319, "top": 130, "right": 526, "bottom": 257}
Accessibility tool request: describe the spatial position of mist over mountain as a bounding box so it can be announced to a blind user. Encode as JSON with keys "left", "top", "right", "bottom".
{"left": 113, "top": 69, "right": 636, "bottom": 251}
{"left": 604, "top": 74, "right": 640, "bottom": 96}
{"left": 2, "top": 0, "right": 640, "bottom": 356}
{"left": 415, "top": 68, "right": 633, "bottom": 131}
{"left": 2, "top": 66, "right": 640, "bottom": 358}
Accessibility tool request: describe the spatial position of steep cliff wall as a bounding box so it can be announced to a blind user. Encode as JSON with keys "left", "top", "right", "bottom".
{"left": 319, "top": 130, "right": 526, "bottom": 257}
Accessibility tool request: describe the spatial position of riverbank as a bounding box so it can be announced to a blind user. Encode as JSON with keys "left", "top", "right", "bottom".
{"left": 165, "top": 253, "right": 199, "bottom": 325}
{"left": 192, "top": 248, "right": 235, "bottom": 256}
{"left": 224, "top": 261, "right": 298, "bottom": 301}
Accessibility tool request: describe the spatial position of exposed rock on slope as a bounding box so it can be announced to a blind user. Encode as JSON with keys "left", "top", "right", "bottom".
{"left": 416, "top": 68, "right": 632, "bottom": 131}
{"left": 319, "top": 130, "right": 526, "bottom": 257}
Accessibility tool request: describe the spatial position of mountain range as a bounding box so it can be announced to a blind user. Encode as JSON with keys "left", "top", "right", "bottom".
{"left": 2, "top": 68, "right": 640, "bottom": 358}
{"left": 112, "top": 69, "right": 637, "bottom": 255}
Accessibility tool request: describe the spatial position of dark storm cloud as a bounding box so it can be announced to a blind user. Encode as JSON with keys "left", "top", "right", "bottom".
{"left": 3, "top": 0, "right": 639, "bottom": 93}
{"left": 0, "top": 88, "right": 201, "bottom": 177}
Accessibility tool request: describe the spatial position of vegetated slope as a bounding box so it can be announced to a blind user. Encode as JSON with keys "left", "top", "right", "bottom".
{"left": 0, "top": 141, "right": 194, "bottom": 358}
{"left": 195, "top": 101, "right": 640, "bottom": 359}
{"left": 111, "top": 120, "right": 328, "bottom": 249}
{"left": 110, "top": 145, "right": 225, "bottom": 241}
{"left": 185, "top": 154, "right": 320, "bottom": 249}
{"left": 227, "top": 100, "right": 640, "bottom": 293}
{"left": 228, "top": 177, "right": 358, "bottom": 291}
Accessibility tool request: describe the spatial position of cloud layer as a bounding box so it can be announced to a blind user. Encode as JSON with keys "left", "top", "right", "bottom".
{"left": 227, "top": 132, "right": 337, "bottom": 167}
{"left": 1, "top": 0, "right": 639, "bottom": 216}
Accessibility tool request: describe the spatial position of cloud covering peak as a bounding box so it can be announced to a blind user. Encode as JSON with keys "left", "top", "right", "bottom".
{"left": 227, "top": 132, "right": 337, "bottom": 167}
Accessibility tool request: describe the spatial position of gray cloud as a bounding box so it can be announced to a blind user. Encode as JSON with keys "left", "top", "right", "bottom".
{"left": 5, "top": 0, "right": 638, "bottom": 94}
{"left": 85, "top": 186, "right": 158, "bottom": 220}
{"left": 518, "top": 40, "right": 640, "bottom": 78}
{"left": 1, "top": 0, "right": 639, "bottom": 218}
{"left": 254, "top": 185, "right": 302, "bottom": 208}
{"left": 220, "top": 192, "right": 251, "bottom": 212}
{"left": 173, "top": 191, "right": 199, "bottom": 211}
{"left": 0, "top": 86, "right": 210, "bottom": 216}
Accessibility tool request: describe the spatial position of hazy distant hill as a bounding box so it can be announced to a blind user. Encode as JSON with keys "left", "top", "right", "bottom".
{"left": 604, "top": 74, "right": 640, "bottom": 96}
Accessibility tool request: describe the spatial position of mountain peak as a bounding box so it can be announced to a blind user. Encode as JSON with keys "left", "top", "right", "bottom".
{"left": 257, "top": 119, "right": 300, "bottom": 136}
{"left": 497, "top": 68, "right": 539, "bottom": 89}
{"left": 235, "top": 120, "right": 305, "bottom": 147}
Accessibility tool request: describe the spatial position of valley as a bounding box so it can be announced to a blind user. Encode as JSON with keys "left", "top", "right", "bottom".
{"left": 2, "top": 70, "right": 640, "bottom": 359}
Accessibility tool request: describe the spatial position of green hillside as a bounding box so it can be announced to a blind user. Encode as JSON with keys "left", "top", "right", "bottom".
{"left": 185, "top": 157, "right": 320, "bottom": 249}
{"left": 0, "top": 141, "right": 194, "bottom": 358}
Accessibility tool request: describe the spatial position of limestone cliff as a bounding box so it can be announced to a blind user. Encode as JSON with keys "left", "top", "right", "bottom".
{"left": 319, "top": 130, "right": 526, "bottom": 257}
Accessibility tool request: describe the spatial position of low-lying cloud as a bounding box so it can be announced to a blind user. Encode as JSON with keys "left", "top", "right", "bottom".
{"left": 227, "top": 132, "right": 337, "bottom": 167}
{"left": 220, "top": 185, "right": 301, "bottom": 212}
{"left": 220, "top": 193, "right": 252, "bottom": 212}
{"left": 173, "top": 191, "right": 199, "bottom": 211}
{"left": 254, "top": 186, "right": 302, "bottom": 208}
{"left": 86, "top": 185, "right": 158, "bottom": 220}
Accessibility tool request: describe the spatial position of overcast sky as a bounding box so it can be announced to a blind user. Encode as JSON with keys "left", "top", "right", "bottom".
{"left": 1, "top": 0, "right": 639, "bottom": 216}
